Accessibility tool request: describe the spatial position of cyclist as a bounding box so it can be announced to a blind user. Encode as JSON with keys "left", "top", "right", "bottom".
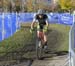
{"left": 30, "top": 9, "right": 49, "bottom": 49}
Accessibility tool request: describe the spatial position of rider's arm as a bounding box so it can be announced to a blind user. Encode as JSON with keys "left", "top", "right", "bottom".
{"left": 31, "top": 14, "right": 37, "bottom": 29}
{"left": 31, "top": 21, "right": 35, "bottom": 29}
{"left": 31, "top": 17, "right": 36, "bottom": 29}
{"left": 45, "top": 14, "right": 49, "bottom": 27}
{"left": 46, "top": 19, "right": 49, "bottom": 27}
{"left": 46, "top": 18, "right": 49, "bottom": 28}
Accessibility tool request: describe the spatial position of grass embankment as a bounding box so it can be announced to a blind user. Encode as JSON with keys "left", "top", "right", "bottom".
{"left": 0, "top": 23, "right": 70, "bottom": 58}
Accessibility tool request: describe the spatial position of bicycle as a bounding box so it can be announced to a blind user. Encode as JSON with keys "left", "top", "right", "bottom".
{"left": 30, "top": 26, "right": 48, "bottom": 59}
{"left": 36, "top": 29, "right": 48, "bottom": 59}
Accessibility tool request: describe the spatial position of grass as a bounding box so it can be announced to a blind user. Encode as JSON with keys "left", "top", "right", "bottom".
{"left": 48, "top": 24, "right": 70, "bottom": 51}
{"left": 0, "top": 23, "right": 70, "bottom": 59}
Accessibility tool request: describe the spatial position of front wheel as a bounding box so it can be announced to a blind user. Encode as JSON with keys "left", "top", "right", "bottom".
{"left": 36, "top": 39, "right": 43, "bottom": 59}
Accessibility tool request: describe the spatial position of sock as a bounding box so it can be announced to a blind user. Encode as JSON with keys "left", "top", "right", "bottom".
{"left": 44, "top": 41, "right": 47, "bottom": 46}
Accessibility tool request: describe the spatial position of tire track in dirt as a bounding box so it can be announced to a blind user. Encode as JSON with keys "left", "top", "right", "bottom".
{"left": 31, "top": 55, "right": 69, "bottom": 66}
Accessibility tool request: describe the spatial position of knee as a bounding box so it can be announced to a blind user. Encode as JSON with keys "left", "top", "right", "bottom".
{"left": 44, "top": 35, "right": 47, "bottom": 42}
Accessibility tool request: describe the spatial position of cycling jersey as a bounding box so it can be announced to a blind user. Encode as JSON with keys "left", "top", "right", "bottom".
{"left": 34, "top": 14, "right": 48, "bottom": 29}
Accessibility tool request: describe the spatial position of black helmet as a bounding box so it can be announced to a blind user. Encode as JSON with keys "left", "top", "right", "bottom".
{"left": 37, "top": 9, "right": 45, "bottom": 14}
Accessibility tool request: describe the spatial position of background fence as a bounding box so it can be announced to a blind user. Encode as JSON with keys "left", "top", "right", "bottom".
{"left": 0, "top": 13, "right": 17, "bottom": 41}
{"left": 0, "top": 13, "right": 73, "bottom": 42}
{"left": 17, "top": 13, "right": 73, "bottom": 25}
{"left": 69, "top": 14, "right": 75, "bottom": 66}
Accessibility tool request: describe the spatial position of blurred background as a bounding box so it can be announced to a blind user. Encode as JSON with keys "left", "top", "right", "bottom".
{"left": 0, "top": 0, "right": 75, "bottom": 13}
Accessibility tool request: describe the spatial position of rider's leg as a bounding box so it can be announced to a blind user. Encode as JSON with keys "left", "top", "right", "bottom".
{"left": 43, "top": 25, "right": 48, "bottom": 46}
{"left": 43, "top": 25, "right": 48, "bottom": 50}
{"left": 37, "top": 24, "right": 40, "bottom": 40}
{"left": 37, "top": 31, "right": 39, "bottom": 38}
{"left": 44, "top": 34, "right": 47, "bottom": 46}
{"left": 43, "top": 33, "right": 48, "bottom": 52}
{"left": 37, "top": 31, "right": 42, "bottom": 47}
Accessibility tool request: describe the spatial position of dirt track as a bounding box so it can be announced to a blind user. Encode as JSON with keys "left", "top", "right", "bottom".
{"left": 10, "top": 54, "right": 68, "bottom": 66}
{"left": 0, "top": 24, "right": 70, "bottom": 66}
{"left": 31, "top": 55, "right": 69, "bottom": 66}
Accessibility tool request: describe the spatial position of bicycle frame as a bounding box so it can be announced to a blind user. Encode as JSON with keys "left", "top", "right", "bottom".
{"left": 35, "top": 30, "right": 45, "bottom": 59}
{"left": 38, "top": 31, "right": 44, "bottom": 44}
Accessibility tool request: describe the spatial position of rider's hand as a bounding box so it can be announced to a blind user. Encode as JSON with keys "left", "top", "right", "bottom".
{"left": 30, "top": 28, "right": 34, "bottom": 33}
{"left": 44, "top": 25, "right": 48, "bottom": 32}
{"left": 45, "top": 25, "right": 48, "bottom": 30}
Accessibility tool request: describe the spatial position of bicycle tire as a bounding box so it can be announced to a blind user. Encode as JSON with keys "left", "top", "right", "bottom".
{"left": 36, "top": 38, "right": 43, "bottom": 59}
